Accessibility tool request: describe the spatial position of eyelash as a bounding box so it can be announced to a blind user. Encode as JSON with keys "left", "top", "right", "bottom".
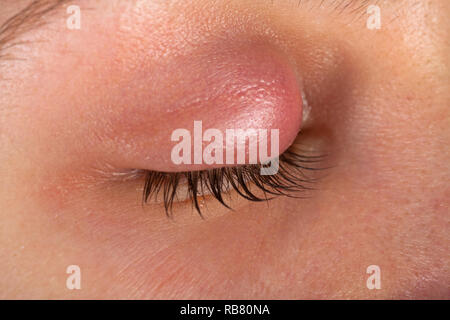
{"left": 142, "top": 146, "right": 325, "bottom": 216}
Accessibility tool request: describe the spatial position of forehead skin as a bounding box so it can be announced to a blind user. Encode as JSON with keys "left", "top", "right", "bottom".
{"left": 0, "top": 0, "right": 448, "bottom": 299}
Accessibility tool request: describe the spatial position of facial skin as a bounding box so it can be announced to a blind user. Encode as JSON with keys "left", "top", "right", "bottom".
{"left": 0, "top": 0, "right": 448, "bottom": 299}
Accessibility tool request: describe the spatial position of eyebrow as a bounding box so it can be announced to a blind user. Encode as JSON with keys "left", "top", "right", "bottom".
{"left": 0, "top": 0, "right": 71, "bottom": 59}
{"left": 0, "top": 0, "right": 377, "bottom": 59}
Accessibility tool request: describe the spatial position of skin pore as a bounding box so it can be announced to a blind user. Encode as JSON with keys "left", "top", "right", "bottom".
{"left": 0, "top": 0, "right": 448, "bottom": 299}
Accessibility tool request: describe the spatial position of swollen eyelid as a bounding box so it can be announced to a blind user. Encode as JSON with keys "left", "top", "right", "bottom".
{"left": 87, "top": 43, "right": 304, "bottom": 173}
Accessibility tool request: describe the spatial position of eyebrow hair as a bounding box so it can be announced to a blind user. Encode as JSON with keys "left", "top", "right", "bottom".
{"left": 0, "top": 0, "right": 71, "bottom": 59}
{"left": 0, "top": 0, "right": 377, "bottom": 60}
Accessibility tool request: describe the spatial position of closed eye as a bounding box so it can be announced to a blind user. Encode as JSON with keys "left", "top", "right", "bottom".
{"left": 141, "top": 138, "right": 326, "bottom": 217}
